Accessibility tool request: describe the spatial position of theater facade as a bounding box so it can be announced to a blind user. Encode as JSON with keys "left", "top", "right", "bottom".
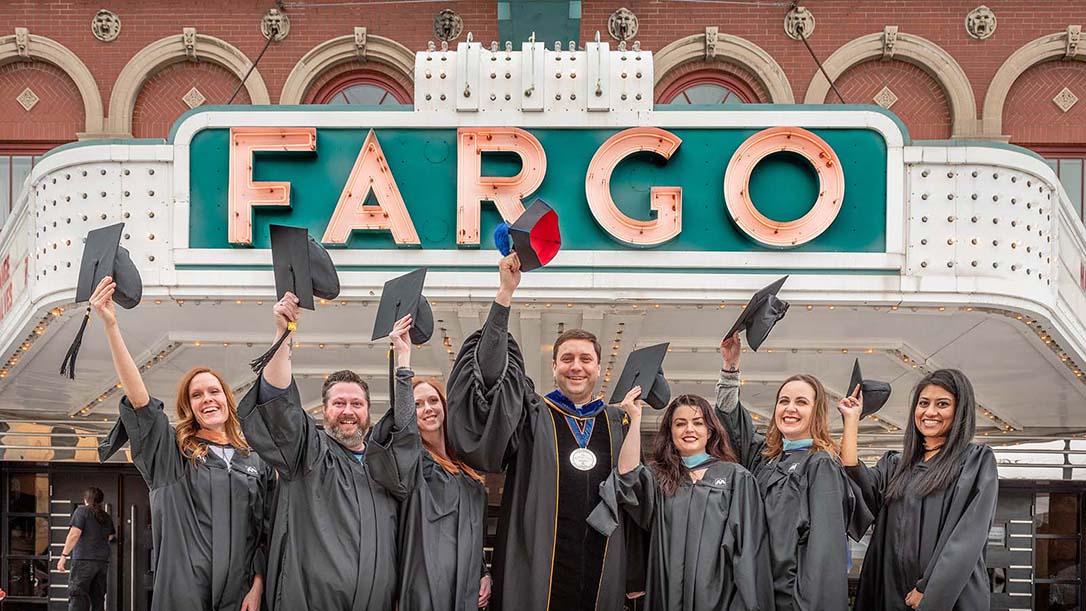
{"left": 1, "top": 3, "right": 1086, "bottom": 609}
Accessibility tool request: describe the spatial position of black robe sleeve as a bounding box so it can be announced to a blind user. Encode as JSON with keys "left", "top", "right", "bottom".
{"left": 725, "top": 470, "right": 775, "bottom": 611}
{"left": 445, "top": 302, "right": 534, "bottom": 473}
{"left": 796, "top": 454, "right": 861, "bottom": 608}
{"left": 367, "top": 367, "right": 424, "bottom": 501}
{"left": 915, "top": 446, "right": 999, "bottom": 609}
{"left": 236, "top": 380, "right": 323, "bottom": 481}
{"left": 714, "top": 370, "right": 764, "bottom": 471}
{"left": 117, "top": 396, "right": 184, "bottom": 489}
{"left": 251, "top": 461, "right": 277, "bottom": 579}
{"left": 844, "top": 450, "right": 899, "bottom": 532}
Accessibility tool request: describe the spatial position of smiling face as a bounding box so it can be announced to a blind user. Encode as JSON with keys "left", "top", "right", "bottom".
{"left": 775, "top": 379, "right": 816, "bottom": 440}
{"left": 187, "top": 372, "right": 229, "bottom": 431}
{"left": 670, "top": 403, "right": 709, "bottom": 457}
{"left": 413, "top": 382, "right": 445, "bottom": 435}
{"left": 914, "top": 384, "right": 956, "bottom": 440}
{"left": 552, "top": 338, "right": 600, "bottom": 404}
{"left": 322, "top": 382, "right": 370, "bottom": 447}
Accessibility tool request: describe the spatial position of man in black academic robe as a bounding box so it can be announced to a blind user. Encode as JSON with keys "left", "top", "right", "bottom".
{"left": 446, "top": 253, "right": 649, "bottom": 611}
{"left": 238, "top": 297, "right": 409, "bottom": 610}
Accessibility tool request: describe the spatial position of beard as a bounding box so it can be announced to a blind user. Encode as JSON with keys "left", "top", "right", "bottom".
{"left": 326, "top": 416, "right": 369, "bottom": 446}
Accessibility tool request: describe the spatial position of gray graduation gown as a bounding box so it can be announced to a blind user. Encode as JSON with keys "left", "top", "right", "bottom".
{"left": 445, "top": 303, "right": 633, "bottom": 611}
{"left": 368, "top": 367, "right": 489, "bottom": 611}
{"left": 588, "top": 462, "right": 774, "bottom": 611}
{"left": 847, "top": 444, "right": 998, "bottom": 610}
{"left": 113, "top": 396, "right": 275, "bottom": 611}
{"left": 717, "top": 370, "right": 866, "bottom": 611}
{"left": 237, "top": 381, "right": 402, "bottom": 611}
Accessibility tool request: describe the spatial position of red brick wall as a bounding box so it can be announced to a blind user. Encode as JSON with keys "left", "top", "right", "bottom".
{"left": 131, "top": 61, "right": 250, "bottom": 138}
{"left": 831, "top": 59, "right": 952, "bottom": 140}
{"left": 0, "top": 62, "right": 83, "bottom": 142}
{"left": 0, "top": 0, "right": 1080, "bottom": 147}
{"left": 1004, "top": 60, "right": 1086, "bottom": 146}
{"left": 581, "top": 0, "right": 1086, "bottom": 115}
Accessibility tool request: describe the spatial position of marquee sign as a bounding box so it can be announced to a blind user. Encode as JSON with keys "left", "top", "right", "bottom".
{"left": 188, "top": 119, "right": 889, "bottom": 254}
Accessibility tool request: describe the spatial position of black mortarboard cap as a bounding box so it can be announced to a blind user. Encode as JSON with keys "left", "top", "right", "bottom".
{"left": 249, "top": 225, "right": 341, "bottom": 373}
{"left": 270, "top": 224, "right": 340, "bottom": 310}
{"left": 494, "top": 198, "right": 561, "bottom": 272}
{"left": 609, "top": 343, "right": 671, "bottom": 410}
{"left": 724, "top": 276, "right": 789, "bottom": 352}
{"left": 60, "top": 223, "right": 143, "bottom": 379}
{"left": 371, "top": 268, "right": 434, "bottom": 345}
{"left": 848, "top": 358, "right": 892, "bottom": 418}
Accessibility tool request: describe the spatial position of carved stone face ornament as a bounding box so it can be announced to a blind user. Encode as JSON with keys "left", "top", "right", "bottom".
{"left": 608, "top": 8, "right": 638, "bottom": 42}
{"left": 965, "top": 6, "right": 996, "bottom": 40}
{"left": 433, "top": 9, "right": 463, "bottom": 42}
{"left": 92, "top": 9, "right": 121, "bottom": 43}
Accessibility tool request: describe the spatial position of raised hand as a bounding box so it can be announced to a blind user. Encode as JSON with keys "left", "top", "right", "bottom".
{"left": 273, "top": 292, "right": 301, "bottom": 334}
{"left": 88, "top": 276, "right": 117, "bottom": 327}
{"left": 390, "top": 314, "right": 413, "bottom": 368}
{"left": 620, "top": 386, "right": 644, "bottom": 422}
{"left": 496, "top": 252, "right": 522, "bottom": 306}
{"left": 720, "top": 333, "right": 741, "bottom": 371}
{"left": 837, "top": 384, "right": 863, "bottom": 422}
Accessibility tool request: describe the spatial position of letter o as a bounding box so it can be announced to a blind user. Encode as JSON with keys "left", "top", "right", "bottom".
{"left": 723, "top": 126, "right": 845, "bottom": 248}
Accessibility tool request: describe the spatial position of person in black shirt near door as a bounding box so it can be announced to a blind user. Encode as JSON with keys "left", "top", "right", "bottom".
{"left": 57, "top": 487, "right": 115, "bottom": 611}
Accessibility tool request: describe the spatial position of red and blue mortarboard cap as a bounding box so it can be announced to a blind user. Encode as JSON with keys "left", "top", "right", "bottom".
{"left": 724, "top": 276, "right": 790, "bottom": 352}
{"left": 493, "top": 198, "right": 562, "bottom": 272}
{"left": 609, "top": 343, "right": 672, "bottom": 410}
{"left": 249, "top": 224, "right": 341, "bottom": 373}
{"left": 60, "top": 223, "right": 143, "bottom": 379}
{"left": 848, "top": 358, "right": 892, "bottom": 418}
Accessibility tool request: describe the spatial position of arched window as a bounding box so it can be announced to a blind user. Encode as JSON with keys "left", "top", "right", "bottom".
{"left": 311, "top": 71, "right": 411, "bottom": 106}
{"left": 657, "top": 70, "right": 759, "bottom": 105}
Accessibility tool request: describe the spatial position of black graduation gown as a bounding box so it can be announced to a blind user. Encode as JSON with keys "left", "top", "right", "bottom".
{"left": 445, "top": 304, "right": 633, "bottom": 611}
{"left": 237, "top": 381, "right": 402, "bottom": 611}
{"left": 588, "top": 462, "right": 774, "bottom": 611}
{"left": 368, "top": 367, "right": 489, "bottom": 611}
{"left": 718, "top": 373, "right": 865, "bottom": 611}
{"left": 847, "top": 444, "right": 998, "bottom": 611}
{"left": 113, "top": 396, "right": 275, "bottom": 611}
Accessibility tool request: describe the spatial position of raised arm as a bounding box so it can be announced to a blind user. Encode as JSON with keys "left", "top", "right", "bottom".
{"left": 237, "top": 301, "right": 323, "bottom": 480}
{"left": 367, "top": 315, "right": 424, "bottom": 500}
{"left": 617, "top": 386, "right": 644, "bottom": 475}
{"left": 837, "top": 388, "right": 895, "bottom": 521}
{"left": 445, "top": 254, "right": 534, "bottom": 472}
{"left": 715, "top": 334, "right": 763, "bottom": 470}
{"left": 90, "top": 276, "right": 148, "bottom": 408}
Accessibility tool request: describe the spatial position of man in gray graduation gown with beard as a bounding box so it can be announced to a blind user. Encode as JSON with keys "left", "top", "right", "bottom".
{"left": 446, "top": 253, "right": 657, "bottom": 611}
{"left": 237, "top": 294, "right": 407, "bottom": 610}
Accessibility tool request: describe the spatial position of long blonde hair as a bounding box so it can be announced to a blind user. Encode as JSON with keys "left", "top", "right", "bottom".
{"left": 174, "top": 367, "right": 250, "bottom": 464}
{"left": 412, "top": 377, "right": 485, "bottom": 485}
{"left": 762, "top": 374, "right": 840, "bottom": 461}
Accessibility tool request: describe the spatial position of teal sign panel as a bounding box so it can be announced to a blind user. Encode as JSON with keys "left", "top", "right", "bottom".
{"left": 188, "top": 127, "right": 887, "bottom": 252}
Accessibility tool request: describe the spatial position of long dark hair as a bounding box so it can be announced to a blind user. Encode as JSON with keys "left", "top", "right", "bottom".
{"left": 83, "top": 487, "right": 110, "bottom": 526}
{"left": 884, "top": 369, "right": 977, "bottom": 500}
{"left": 648, "top": 394, "right": 738, "bottom": 496}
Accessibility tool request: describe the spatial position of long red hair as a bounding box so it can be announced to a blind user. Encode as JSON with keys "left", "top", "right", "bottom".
{"left": 411, "top": 377, "right": 485, "bottom": 485}
{"left": 174, "top": 367, "right": 249, "bottom": 464}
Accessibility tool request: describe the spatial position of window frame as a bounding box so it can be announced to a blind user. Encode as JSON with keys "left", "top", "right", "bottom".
{"left": 656, "top": 69, "right": 759, "bottom": 106}
{"left": 310, "top": 71, "right": 412, "bottom": 106}
{"left": 1033, "top": 146, "right": 1086, "bottom": 223}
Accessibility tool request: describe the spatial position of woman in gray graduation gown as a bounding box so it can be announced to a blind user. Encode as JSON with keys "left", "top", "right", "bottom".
{"left": 716, "top": 335, "right": 867, "bottom": 610}
{"left": 840, "top": 369, "right": 997, "bottom": 610}
{"left": 588, "top": 387, "right": 773, "bottom": 611}
{"left": 368, "top": 314, "right": 492, "bottom": 610}
{"left": 91, "top": 276, "right": 275, "bottom": 611}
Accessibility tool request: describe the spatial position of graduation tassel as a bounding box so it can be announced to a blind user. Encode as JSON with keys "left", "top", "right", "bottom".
{"left": 59, "top": 307, "right": 92, "bottom": 379}
{"left": 249, "top": 321, "right": 296, "bottom": 374}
